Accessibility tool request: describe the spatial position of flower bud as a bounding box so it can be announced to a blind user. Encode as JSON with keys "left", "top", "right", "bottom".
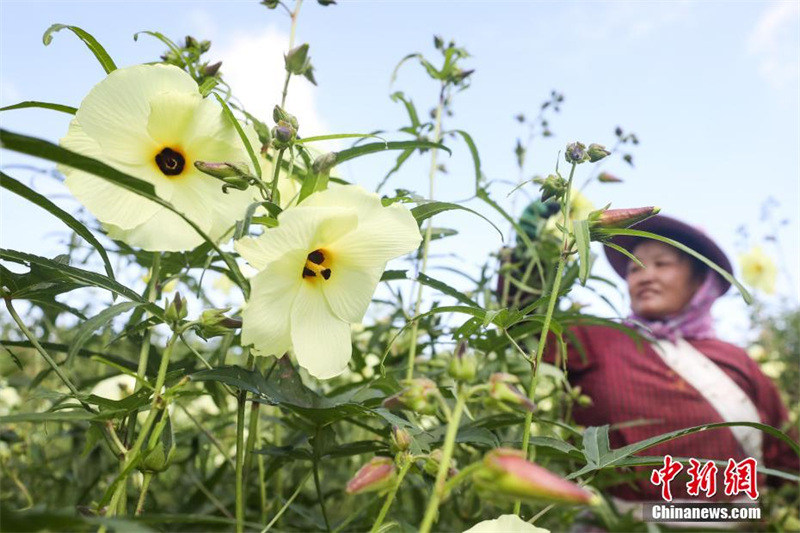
{"left": 564, "top": 142, "right": 588, "bottom": 164}
{"left": 586, "top": 143, "right": 611, "bottom": 163}
{"left": 423, "top": 448, "right": 458, "bottom": 478}
{"left": 382, "top": 378, "right": 438, "bottom": 415}
{"left": 448, "top": 342, "right": 477, "bottom": 382}
{"left": 488, "top": 373, "right": 536, "bottom": 413}
{"left": 194, "top": 160, "right": 250, "bottom": 179}
{"left": 272, "top": 105, "right": 299, "bottom": 130}
{"left": 272, "top": 121, "right": 297, "bottom": 149}
{"left": 473, "top": 448, "right": 594, "bottom": 504}
{"left": 285, "top": 44, "right": 311, "bottom": 76}
{"left": 139, "top": 413, "right": 175, "bottom": 473}
{"left": 597, "top": 172, "right": 622, "bottom": 183}
{"left": 165, "top": 292, "right": 187, "bottom": 325}
{"left": 185, "top": 36, "right": 198, "bottom": 49}
{"left": 201, "top": 61, "right": 222, "bottom": 77}
{"left": 312, "top": 152, "right": 338, "bottom": 175}
{"left": 345, "top": 456, "right": 396, "bottom": 495}
{"left": 591, "top": 206, "right": 660, "bottom": 231}
{"left": 390, "top": 426, "right": 412, "bottom": 453}
{"left": 196, "top": 308, "right": 241, "bottom": 340}
{"left": 535, "top": 174, "right": 567, "bottom": 202}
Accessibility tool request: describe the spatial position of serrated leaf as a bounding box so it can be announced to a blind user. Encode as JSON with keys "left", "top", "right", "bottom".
{"left": 43, "top": 24, "right": 117, "bottom": 74}
{"left": 1, "top": 172, "right": 114, "bottom": 279}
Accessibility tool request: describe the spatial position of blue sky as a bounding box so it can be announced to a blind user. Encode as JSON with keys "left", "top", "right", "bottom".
{"left": 1, "top": 1, "right": 798, "bottom": 343}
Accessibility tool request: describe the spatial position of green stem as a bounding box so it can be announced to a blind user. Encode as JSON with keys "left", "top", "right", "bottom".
{"left": 235, "top": 390, "right": 247, "bottom": 533}
{"left": 513, "top": 162, "right": 577, "bottom": 516}
{"left": 243, "top": 401, "right": 260, "bottom": 487}
{"left": 406, "top": 87, "right": 445, "bottom": 381}
{"left": 135, "top": 472, "right": 154, "bottom": 516}
{"left": 313, "top": 456, "right": 331, "bottom": 531}
{"left": 4, "top": 298, "right": 92, "bottom": 411}
{"left": 270, "top": 148, "right": 286, "bottom": 202}
{"left": 280, "top": 71, "right": 291, "bottom": 110}
{"left": 258, "top": 452, "right": 268, "bottom": 524}
{"left": 370, "top": 460, "right": 412, "bottom": 533}
{"left": 99, "top": 332, "right": 179, "bottom": 513}
{"left": 261, "top": 470, "right": 312, "bottom": 533}
{"left": 419, "top": 389, "right": 466, "bottom": 533}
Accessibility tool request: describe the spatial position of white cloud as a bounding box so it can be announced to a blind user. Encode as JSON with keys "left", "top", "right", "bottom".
{"left": 747, "top": 2, "right": 800, "bottom": 90}
{"left": 211, "top": 26, "right": 329, "bottom": 139}
{"left": 570, "top": 1, "right": 694, "bottom": 41}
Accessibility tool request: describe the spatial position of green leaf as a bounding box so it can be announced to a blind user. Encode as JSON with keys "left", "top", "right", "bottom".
{"left": 582, "top": 425, "right": 611, "bottom": 466}
{"left": 0, "top": 101, "right": 77, "bottom": 114}
{"left": 334, "top": 140, "right": 451, "bottom": 166}
{"left": 595, "top": 227, "right": 753, "bottom": 304}
{"left": 295, "top": 133, "right": 386, "bottom": 144}
{"left": 66, "top": 302, "right": 144, "bottom": 365}
{"left": 378, "top": 270, "right": 478, "bottom": 307}
{"left": 0, "top": 129, "right": 249, "bottom": 297}
{"left": 411, "top": 200, "right": 503, "bottom": 240}
{"left": 1, "top": 172, "right": 114, "bottom": 279}
{"left": 568, "top": 420, "right": 800, "bottom": 479}
{"left": 213, "top": 93, "right": 261, "bottom": 179}
{"left": 453, "top": 130, "right": 481, "bottom": 190}
{"left": 602, "top": 241, "right": 644, "bottom": 269}
{"left": 0, "top": 249, "right": 163, "bottom": 319}
{"left": 43, "top": 24, "right": 117, "bottom": 74}
{"left": 574, "top": 219, "right": 591, "bottom": 286}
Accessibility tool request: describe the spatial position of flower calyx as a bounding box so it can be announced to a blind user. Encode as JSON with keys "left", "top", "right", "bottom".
{"left": 382, "top": 378, "right": 438, "bottom": 415}
{"left": 447, "top": 341, "right": 477, "bottom": 382}
{"left": 487, "top": 373, "right": 536, "bottom": 413}
{"left": 165, "top": 292, "right": 188, "bottom": 326}
{"left": 195, "top": 308, "right": 242, "bottom": 340}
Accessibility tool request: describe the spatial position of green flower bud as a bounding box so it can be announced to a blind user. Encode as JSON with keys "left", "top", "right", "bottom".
{"left": 586, "top": 143, "right": 611, "bottom": 163}
{"left": 564, "top": 142, "right": 588, "bottom": 164}
{"left": 588, "top": 207, "right": 660, "bottom": 242}
{"left": 272, "top": 105, "right": 299, "bottom": 130}
{"left": 260, "top": 0, "right": 280, "bottom": 8}
{"left": 346, "top": 456, "right": 396, "bottom": 495}
{"left": 165, "top": 292, "right": 187, "bottom": 325}
{"left": 424, "top": 448, "right": 458, "bottom": 478}
{"left": 535, "top": 174, "right": 567, "bottom": 202}
{"left": 285, "top": 44, "right": 311, "bottom": 76}
{"left": 448, "top": 342, "right": 477, "bottom": 382}
{"left": 473, "top": 448, "right": 594, "bottom": 504}
{"left": 312, "top": 152, "right": 338, "bottom": 175}
{"left": 390, "top": 426, "right": 412, "bottom": 453}
{"left": 139, "top": 413, "right": 175, "bottom": 474}
{"left": 488, "top": 373, "right": 536, "bottom": 413}
{"left": 272, "top": 121, "right": 297, "bottom": 149}
{"left": 196, "top": 308, "right": 241, "bottom": 340}
{"left": 194, "top": 160, "right": 251, "bottom": 179}
{"left": 382, "top": 378, "right": 438, "bottom": 415}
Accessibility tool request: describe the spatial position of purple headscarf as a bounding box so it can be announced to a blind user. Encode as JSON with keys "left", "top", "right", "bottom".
{"left": 626, "top": 270, "right": 726, "bottom": 342}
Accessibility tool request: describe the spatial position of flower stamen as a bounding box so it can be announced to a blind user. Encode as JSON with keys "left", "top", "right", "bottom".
{"left": 302, "top": 249, "right": 332, "bottom": 280}
{"left": 155, "top": 147, "right": 186, "bottom": 176}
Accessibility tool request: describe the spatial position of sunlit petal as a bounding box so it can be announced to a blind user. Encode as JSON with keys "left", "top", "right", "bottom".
{"left": 290, "top": 281, "right": 352, "bottom": 379}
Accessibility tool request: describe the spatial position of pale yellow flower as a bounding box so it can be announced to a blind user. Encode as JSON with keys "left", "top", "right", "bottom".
{"left": 739, "top": 246, "right": 777, "bottom": 294}
{"left": 543, "top": 190, "right": 595, "bottom": 236}
{"left": 463, "top": 515, "right": 550, "bottom": 533}
{"left": 60, "top": 64, "right": 258, "bottom": 251}
{"left": 235, "top": 185, "right": 421, "bottom": 379}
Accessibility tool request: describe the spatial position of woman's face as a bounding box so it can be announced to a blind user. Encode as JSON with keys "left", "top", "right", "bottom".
{"left": 626, "top": 240, "right": 702, "bottom": 320}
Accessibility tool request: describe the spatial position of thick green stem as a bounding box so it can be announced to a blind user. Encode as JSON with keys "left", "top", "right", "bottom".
{"left": 406, "top": 88, "right": 445, "bottom": 381}
{"left": 270, "top": 148, "right": 286, "bottom": 202}
{"left": 5, "top": 298, "right": 91, "bottom": 411}
{"left": 99, "top": 332, "right": 179, "bottom": 513}
{"left": 419, "top": 390, "right": 466, "bottom": 533}
{"left": 370, "top": 460, "right": 412, "bottom": 533}
{"left": 235, "top": 391, "right": 247, "bottom": 533}
{"left": 243, "top": 401, "right": 260, "bottom": 487}
{"left": 513, "top": 162, "right": 577, "bottom": 516}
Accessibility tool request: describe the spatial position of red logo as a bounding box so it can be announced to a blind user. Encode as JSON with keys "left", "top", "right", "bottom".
{"left": 650, "top": 456, "right": 759, "bottom": 501}
{"left": 723, "top": 458, "right": 759, "bottom": 500}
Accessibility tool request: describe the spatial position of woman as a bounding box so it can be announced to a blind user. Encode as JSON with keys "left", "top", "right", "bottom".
{"left": 541, "top": 214, "right": 797, "bottom": 503}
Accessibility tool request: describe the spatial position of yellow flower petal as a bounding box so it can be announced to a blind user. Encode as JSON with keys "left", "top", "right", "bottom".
{"left": 241, "top": 249, "right": 305, "bottom": 357}
{"left": 290, "top": 281, "right": 352, "bottom": 379}
{"left": 463, "top": 515, "right": 549, "bottom": 533}
{"left": 739, "top": 246, "right": 777, "bottom": 294}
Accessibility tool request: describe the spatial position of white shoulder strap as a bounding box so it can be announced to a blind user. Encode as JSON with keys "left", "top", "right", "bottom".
{"left": 653, "top": 339, "right": 763, "bottom": 463}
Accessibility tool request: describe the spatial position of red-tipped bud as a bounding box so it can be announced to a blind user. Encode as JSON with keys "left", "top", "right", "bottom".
{"left": 474, "top": 449, "right": 594, "bottom": 504}
{"left": 592, "top": 206, "right": 660, "bottom": 230}
{"left": 597, "top": 172, "right": 623, "bottom": 183}
{"left": 488, "top": 373, "right": 536, "bottom": 413}
{"left": 345, "top": 456, "right": 396, "bottom": 495}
